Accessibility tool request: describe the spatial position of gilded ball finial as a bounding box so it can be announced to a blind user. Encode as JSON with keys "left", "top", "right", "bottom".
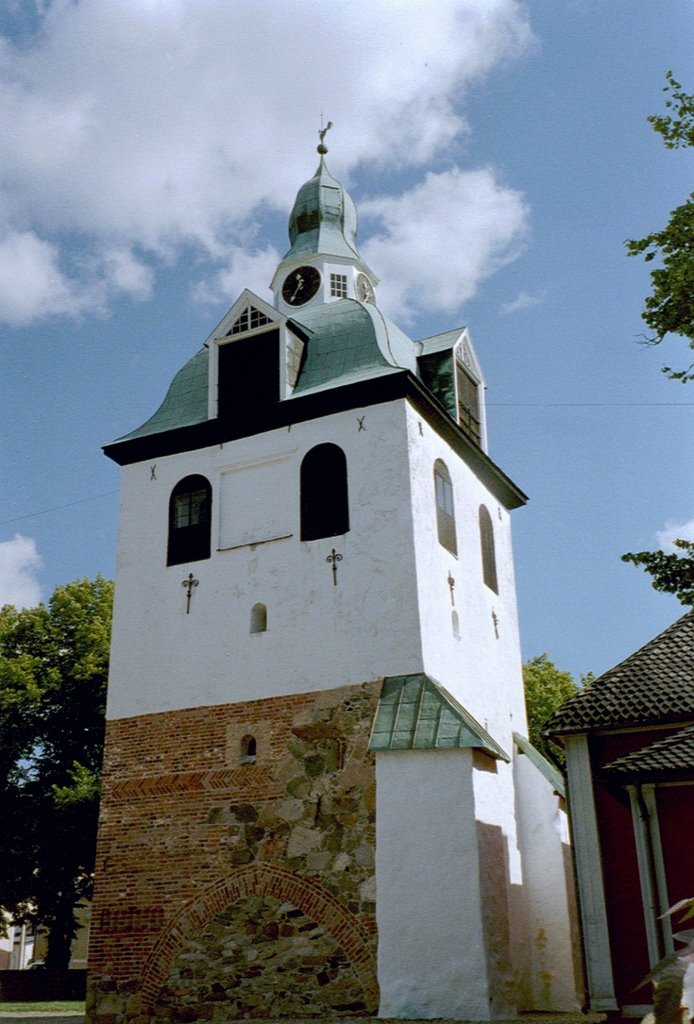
{"left": 318, "top": 120, "right": 333, "bottom": 155}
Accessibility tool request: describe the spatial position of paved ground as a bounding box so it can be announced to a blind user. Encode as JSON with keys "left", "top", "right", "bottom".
{"left": 0, "top": 1017, "right": 84, "bottom": 1024}
{"left": 0, "top": 1016, "right": 603, "bottom": 1024}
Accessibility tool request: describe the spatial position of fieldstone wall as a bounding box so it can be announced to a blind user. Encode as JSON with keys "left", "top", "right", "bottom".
{"left": 156, "top": 896, "right": 366, "bottom": 1019}
{"left": 88, "top": 681, "right": 380, "bottom": 1023}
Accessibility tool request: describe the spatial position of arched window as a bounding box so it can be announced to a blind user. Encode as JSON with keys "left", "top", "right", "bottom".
{"left": 167, "top": 475, "right": 212, "bottom": 566}
{"left": 250, "top": 603, "right": 267, "bottom": 634}
{"left": 300, "top": 443, "right": 349, "bottom": 541}
{"left": 239, "top": 735, "right": 257, "bottom": 765}
{"left": 434, "top": 459, "right": 457, "bottom": 555}
{"left": 479, "top": 505, "right": 498, "bottom": 593}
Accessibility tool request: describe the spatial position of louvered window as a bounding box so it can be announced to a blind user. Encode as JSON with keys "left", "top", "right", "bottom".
{"left": 456, "top": 362, "right": 481, "bottom": 446}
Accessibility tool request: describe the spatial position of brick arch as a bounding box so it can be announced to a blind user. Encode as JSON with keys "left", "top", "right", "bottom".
{"left": 139, "top": 863, "right": 378, "bottom": 1011}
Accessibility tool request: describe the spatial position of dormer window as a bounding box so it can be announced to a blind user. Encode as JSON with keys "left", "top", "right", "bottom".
{"left": 228, "top": 306, "right": 273, "bottom": 336}
{"left": 217, "top": 329, "right": 280, "bottom": 425}
{"left": 456, "top": 361, "right": 481, "bottom": 447}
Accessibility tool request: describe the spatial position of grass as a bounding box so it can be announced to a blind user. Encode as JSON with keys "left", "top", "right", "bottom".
{"left": 0, "top": 1002, "right": 84, "bottom": 1013}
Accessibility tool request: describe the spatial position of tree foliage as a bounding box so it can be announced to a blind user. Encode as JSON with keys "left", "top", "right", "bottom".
{"left": 522, "top": 654, "right": 579, "bottom": 765}
{"left": 625, "top": 71, "right": 694, "bottom": 382}
{"left": 622, "top": 538, "right": 694, "bottom": 607}
{"left": 0, "top": 576, "right": 113, "bottom": 971}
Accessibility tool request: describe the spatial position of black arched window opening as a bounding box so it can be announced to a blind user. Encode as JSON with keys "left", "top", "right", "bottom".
{"left": 434, "top": 459, "right": 457, "bottom": 556}
{"left": 300, "top": 444, "right": 349, "bottom": 541}
{"left": 479, "top": 504, "right": 498, "bottom": 593}
{"left": 167, "top": 475, "right": 212, "bottom": 566}
{"left": 240, "top": 735, "right": 257, "bottom": 764}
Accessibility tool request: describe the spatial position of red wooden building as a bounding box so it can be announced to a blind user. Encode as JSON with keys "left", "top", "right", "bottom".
{"left": 546, "top": 611, "right": 694, "bottom": 1016}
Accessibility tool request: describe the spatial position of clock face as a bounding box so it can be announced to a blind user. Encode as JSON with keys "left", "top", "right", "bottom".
{"left": 282, "top": 266, "right": 321, "bottom": 306}
{"left": 356, "top": 273, "right": 375, "bottom": 304}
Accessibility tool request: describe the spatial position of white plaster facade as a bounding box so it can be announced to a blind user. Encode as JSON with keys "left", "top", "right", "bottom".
{"left": 514, "top": 749, "right": 583, "bottom": 1011}
{"left": 376, "top": 750, "right": 493, "bottom": 1020}
{"left": 101, "top": 151, "right": 583, "bottom": 1019}
{"left": 108, "top": 397, "right": 525, "bottom": 734}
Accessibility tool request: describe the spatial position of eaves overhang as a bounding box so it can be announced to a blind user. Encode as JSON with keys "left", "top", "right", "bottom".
{"left": 103, "top": 369, "right": 527, "bottom": 511}
{"left": 513, "top": 731, "right": 565, "bottom": 797}
{"left": 603, "top": 722, "right": 694, "bottom": 783}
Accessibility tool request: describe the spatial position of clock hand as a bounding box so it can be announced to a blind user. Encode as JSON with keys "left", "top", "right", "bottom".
{"left": 291, "top": 274, "right": 304, "bottom": 301}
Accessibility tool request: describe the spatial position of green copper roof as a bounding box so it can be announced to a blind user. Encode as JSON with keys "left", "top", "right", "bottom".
{"left": 290, "top": 298, "right": 417, "bottom": 396}
{"left": 369, "top": 673, "right": 509, "bottom": 760}
{"left": 117, "top": 347, "right": 209, "bottom": 442}
{"left": 513, "top": 732, "right": 565, "bottom": 797}
{"left": 283, "top": 156, "right": 361, "bottom": 265}
{"left": 418, "top": 327, "right": 465, "bottom": 356}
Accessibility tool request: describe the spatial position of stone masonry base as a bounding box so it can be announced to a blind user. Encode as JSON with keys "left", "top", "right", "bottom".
{"left": 87, "top": 681, "right": 380, "bottom": 1022}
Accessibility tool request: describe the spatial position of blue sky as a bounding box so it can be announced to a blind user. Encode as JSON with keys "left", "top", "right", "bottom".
{"left": 0, "top": 0, "right": 692, "bottom": 683}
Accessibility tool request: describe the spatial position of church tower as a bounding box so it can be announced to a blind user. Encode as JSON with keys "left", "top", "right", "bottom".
{"left": 88, "top": 138, "right": 580, "bottom": 1022}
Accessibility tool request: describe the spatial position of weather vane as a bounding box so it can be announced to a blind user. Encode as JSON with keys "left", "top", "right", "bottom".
{"left": 318, "top": 118, "right": 333, "bottom": 155}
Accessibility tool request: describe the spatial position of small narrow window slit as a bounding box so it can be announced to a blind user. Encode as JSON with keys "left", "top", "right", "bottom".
{"left": 250, "top": 603, "right": 267, "bottom": 634}
{"left": 240, "top": 735, "right": 257, "bottom": 765}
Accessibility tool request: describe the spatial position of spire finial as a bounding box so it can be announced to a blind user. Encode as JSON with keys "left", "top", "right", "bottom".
{"left": 318, "top": 119, "right": 333, "bottom": 155}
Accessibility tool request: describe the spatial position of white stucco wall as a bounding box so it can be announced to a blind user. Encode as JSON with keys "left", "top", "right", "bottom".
{"left": 404, "top": 404, "right": 527, "bottom": 754}
{"left": 375, "top": 749, "right": 494, "bottom": 1020}
{"left": 514, "top": 751, "right": 582, "bottom": 1011}
{"left": 107, "top": 400, "right": 425, "bottom": 719}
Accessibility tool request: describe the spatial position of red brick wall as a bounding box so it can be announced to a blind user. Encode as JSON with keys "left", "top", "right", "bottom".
{"left": 88, "top": 681, "right": 380, "bottom": 1021}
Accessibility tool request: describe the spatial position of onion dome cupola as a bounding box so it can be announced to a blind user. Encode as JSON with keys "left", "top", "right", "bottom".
{"left": 271, "top": 126, "right": 379, "bottom": 314}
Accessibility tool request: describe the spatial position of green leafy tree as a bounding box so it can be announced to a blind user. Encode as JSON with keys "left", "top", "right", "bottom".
{"left": 522, "top": 654, "right": 579, "bottom": 765}
{"left": 0, "top": 575, "right": 113, "bottom": 971}
{"left": 625, "top": 71, "right": 694, "bottom": 382}
{"left": 621, "top": 538, "right": 694, "bottom": 607}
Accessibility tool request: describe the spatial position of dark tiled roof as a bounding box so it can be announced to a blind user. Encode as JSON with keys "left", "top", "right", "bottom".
{"left": 604, "top": 723, "right": 694, "bottom": 779}
{"left": 545, "top": 610, "right": 694, "bottom": 735}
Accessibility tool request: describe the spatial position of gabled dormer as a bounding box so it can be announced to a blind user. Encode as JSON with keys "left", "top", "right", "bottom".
{"left": 205, "top": 289, "right": 305, "bottom": 422}
{"left": 417, "top": 327, "right": 487, "bottom": 451}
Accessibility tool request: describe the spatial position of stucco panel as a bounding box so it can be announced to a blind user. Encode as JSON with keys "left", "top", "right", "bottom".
{"left": 107, "top": 401, "right": 423, "bottom": 719}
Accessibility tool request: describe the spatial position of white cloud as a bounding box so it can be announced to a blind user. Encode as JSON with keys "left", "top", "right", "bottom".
{"left": 499, "top": 289, "right": 546, "bottom": 315}
{"left": 0, "top": 230, "right": 97, "bottom": 326}
{"left": 192, "top": 245, "right": 281, "bottom": 308}
{"left": 361, "top": 168, "right": 529, "bottom": 323}
{"left": 100, "top": 246, "right": 155, "bottom": 302}
{"left": 0, "top": 535, "right": 42, "bottom": 609}
{"left": 657, "top": 519, "right": 694, "bottom": 551}
{"left": 0, "top": 0, "right": 533, "bottom": 325}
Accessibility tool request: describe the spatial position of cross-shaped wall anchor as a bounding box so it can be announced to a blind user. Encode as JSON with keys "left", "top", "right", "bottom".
{"left": 181, "top": 572, "right": 199, "bottom": 614}
{"left": 326, "top": 548, "right": 343, "bottom": 586}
